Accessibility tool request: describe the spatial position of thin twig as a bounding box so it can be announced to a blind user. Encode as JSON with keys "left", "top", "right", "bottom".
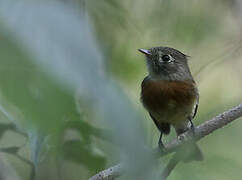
{"left": 88, "top": 104, "right": 242, "bottom": 180}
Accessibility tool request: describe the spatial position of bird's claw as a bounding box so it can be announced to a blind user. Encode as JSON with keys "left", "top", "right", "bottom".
{"left": 158, "top": 141, "right": 165, "bottom": 150}
{"left": 189, "top": 120, "right": 196, "bottom": 135}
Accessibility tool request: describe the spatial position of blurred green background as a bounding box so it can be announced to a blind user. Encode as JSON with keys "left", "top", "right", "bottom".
{"left": 0, "top": 0, "right": 241, "bottom": 180}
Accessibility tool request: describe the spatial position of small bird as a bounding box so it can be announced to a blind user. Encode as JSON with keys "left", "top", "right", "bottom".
{"left": 139, "top": 46, "right": 203, "bottom": 161}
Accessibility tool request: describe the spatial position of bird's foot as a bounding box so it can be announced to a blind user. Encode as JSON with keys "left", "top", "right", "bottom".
{"left": 189, "top": 120, "right": 196, "bottom": 136}
{"left": 158, "top": 141, "right": 165, "bottom": 150}
{"left": 158, "top": 138, "right": 166, "bottom": 152}
{"left": 158, "top": 133, "right": 165, "bottom": 150}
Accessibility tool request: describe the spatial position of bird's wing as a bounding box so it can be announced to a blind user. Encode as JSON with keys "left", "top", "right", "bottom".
{"left": 149, "top": 112, "right": 170, "bottom": 134}
{"left": 191, "top": 92, "right": 199, "bottom": 119}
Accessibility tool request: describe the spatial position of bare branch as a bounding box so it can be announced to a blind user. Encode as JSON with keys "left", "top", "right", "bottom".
{"left": 88, "top": 164, "right": 123, "bottom": 180}
{"left": 89, "top": 104, "right": 242, "bottom": 180}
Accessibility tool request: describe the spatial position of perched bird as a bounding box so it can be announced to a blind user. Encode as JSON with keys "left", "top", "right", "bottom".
{"left": 139, "top": 46, "right": 203, "bottom": 161}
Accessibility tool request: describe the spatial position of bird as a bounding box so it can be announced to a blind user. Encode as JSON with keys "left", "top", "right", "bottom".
{"left": 139, "top": 46, "right": 203, "bottom": 161}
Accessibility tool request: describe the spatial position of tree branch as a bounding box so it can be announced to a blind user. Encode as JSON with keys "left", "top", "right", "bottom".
{"left": 89, "top": 104, "right": 242, "bottom": 180}
{"left": 88, "top": 164, "right": 123, "bottom": 180}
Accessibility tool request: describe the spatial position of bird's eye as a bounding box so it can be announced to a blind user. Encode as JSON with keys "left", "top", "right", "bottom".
{"left": 162, "top": 55, "right": 171, "bottom": 62}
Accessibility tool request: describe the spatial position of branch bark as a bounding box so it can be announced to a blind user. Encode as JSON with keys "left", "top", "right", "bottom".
{"left": 89, "top": 104, "right": 242, "bottom": 180}
{"left": 88, "top": 164, "right": 122, "bottom": 180}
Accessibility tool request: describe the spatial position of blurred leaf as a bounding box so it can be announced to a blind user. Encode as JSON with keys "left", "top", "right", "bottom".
{"left": 65, "top": 120, "right": 93, "bottom": 144}
{"left": 0, "top": 1, "right": 154, "bottom": 179}
{"left": 65, "top": 119, "right": 115, "bottom": 144}
{"left": 0, "top": 123, "right": 16, "bottom": 139}
{"left": 63, "top": 140, "right": 106, "bottom": 172}
{"left": 0, "top": 0, "right": 150, "bottom": 169}
{"left": 0, "top": 146, "right": 20, "bottom": 154}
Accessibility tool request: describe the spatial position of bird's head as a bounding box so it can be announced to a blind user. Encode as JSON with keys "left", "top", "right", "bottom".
{"left": 138, "top": 46, "right": 193, "bottom": 81}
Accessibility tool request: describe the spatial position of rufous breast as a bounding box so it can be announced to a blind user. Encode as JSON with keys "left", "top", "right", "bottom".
{"left": 141, "top": 77, "right": 197, "bottom": 114}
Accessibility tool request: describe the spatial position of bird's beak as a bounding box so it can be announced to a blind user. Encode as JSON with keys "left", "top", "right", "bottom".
{"left": 138, "top": 49, "right": 151, "bottom": 56}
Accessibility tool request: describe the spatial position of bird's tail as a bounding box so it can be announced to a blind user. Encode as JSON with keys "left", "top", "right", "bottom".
{"left": 161, "top": 143, "right": 203, "bottom": 179}
{"left": 161, "top": 144, "right": 203, "bottom": 179}
{"left": 175, "top": 125, "right": 203, "bottom": 162}
{"left": 178, "top": 142, "right": 203, "bottom": 162}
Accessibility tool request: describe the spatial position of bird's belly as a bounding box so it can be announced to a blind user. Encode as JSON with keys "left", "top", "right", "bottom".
{"left": 148, "top": 100, "right": 193, "bottom": 125}
{"left": 150, "top": 108, "right": 190, "bottom": 125}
